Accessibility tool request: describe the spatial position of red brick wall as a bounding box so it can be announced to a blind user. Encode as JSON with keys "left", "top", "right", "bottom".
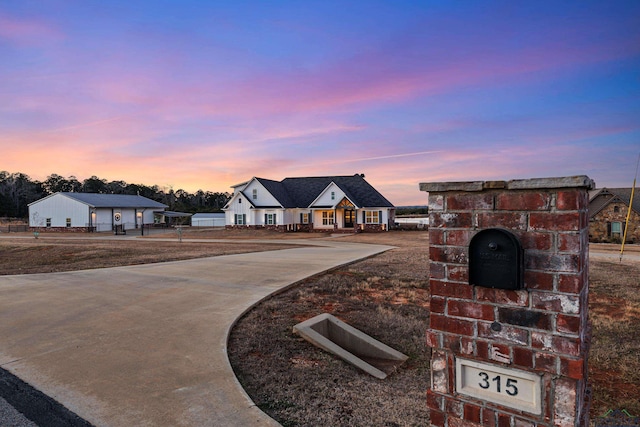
{"left": 226, "top": 223, "right": 387, "bottom": 232}
{"left": 30, "top": 226, "right": 94, "bottom": 233}
{"left": 225, "top": 224, "right": 287, "bottom": 232}
{"left": 421, "top": 177, "right": 593, "bottom": 427}
{"left": 360, "top": 223, "right": 387, "bottom": 232}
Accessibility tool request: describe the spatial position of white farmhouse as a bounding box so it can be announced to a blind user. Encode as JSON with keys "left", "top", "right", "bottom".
{"left": 29, "top": 192, "right": 167, "bottom": 232}
{"left": 223, "top": 174, "right": 395, "bottom": 232}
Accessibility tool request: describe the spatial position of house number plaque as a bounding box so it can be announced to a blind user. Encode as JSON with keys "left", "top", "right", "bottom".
{"left": 455, "top": 358, "right": 542, "bottom": 414}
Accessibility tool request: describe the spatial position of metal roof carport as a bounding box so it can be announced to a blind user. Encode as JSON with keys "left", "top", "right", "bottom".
{"left": 153, "top": 210, "right": 192, "bottom": 226}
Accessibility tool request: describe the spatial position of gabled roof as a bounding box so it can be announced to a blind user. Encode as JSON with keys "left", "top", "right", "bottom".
{"left": 589, "top": 187, "right": 640, "bottom": 217}
{"left": 309, "top": 183, "right": 360, "bottom": 209}
{"left": 56, "top": 192, "right": 167, "bottom": 208}
{"left": 230, "top": 180, "right": 249, "bottom": 189}
{"left": 223, "top": 190, "right": 256, "bottom": 209}
{"left": 238, "top": 174, "right": 394, "bottom": 209}
{"left": 254, "top": 178, "right": 290, "bottom": 207}
{"left": 287, "top": 174, "right": 394, "bottom": 208}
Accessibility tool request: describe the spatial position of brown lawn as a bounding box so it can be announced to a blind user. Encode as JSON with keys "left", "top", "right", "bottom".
{"left": 0, "top": 229, "right": 303, "bottom": 275}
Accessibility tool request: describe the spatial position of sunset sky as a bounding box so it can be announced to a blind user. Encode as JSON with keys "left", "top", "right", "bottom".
{"left": 1, "top": 1, "right": 639, "bottom": 205}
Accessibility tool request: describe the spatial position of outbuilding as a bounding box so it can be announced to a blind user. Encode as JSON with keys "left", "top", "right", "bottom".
{"left": 191, "top": 213, "right": 225, "bottom": 227}
{"left": 28, "top": 192, "right": 168, "bottom": 232}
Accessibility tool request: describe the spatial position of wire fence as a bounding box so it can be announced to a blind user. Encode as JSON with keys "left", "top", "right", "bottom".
{"left": 0, "top": 222, "right": 179, "bottom": 235}
{"left": 0, "top": 225, "right": 28, "bottom": 232}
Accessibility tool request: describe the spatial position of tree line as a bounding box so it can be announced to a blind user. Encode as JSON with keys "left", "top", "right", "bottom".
{"left": 0, "top": 171, "right": 231, "bottom": 218}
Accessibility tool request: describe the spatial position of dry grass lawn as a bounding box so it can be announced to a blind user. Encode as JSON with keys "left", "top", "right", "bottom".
{"left": 0, "top": 229, "right": 638, "bottom": 424}
{"left": 0, "top": 229, "right": 302, "bottom": 275}
{"left": 228, "top": 234, "right": 640, "bottom": 426}
{"left": 589, "top": 256, "right": 640, "bottom": 416}
{"left": 228, "top": 231, "right": 431, "bottom": 427}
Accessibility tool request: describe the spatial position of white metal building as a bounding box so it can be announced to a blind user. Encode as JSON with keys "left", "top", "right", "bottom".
{"left": 28, "top": 192, "right": 168, "bottom": 232}
{"left": 191, "top": 213, "right": 225, "bottom": 227}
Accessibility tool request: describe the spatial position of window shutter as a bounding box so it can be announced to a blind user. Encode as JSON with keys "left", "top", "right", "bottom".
{"left": 300, "top": 213, "right": 303, "bottom": 223}
{"left": 362, "top": 211, "right": 366, "bottom": 223}
{"left": 265, "top": 213, "right": 268, "bottom": 225}
{"left": 378, "top": 210, "right": 382, "bottom": 224}
{"left": 243, "top": 214, "right": 246, "bottom": 225}
{"left": 274, "top": 215, "right": 277, "bottom": 225}
{"left": 606, "top": 222, "right": 611, "bottom": 236}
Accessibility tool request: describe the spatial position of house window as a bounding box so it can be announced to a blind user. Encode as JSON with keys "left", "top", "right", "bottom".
{"left": 235, "top": 214, "right": 246, "bottom": 225}
{"left": 238, "top": 198, "right": 242, "bottom": 204}
{"left": 365, "top": 211, "right": 380, "bottom": 224}
{"left": 46, "top": 218, "right": 51, "bottom": 227}
{"left": 613, "top": 206, "right": 620, "bottom": 213}
{"left": 66, "top": 218, "right": 71, "bottom": 227}
{"left": 265, "top": 213, "right": 276, "bottom": 225}
{"left": 331, "top": 191, "right": 335, "bottom": 200}
{"left": 322, "top": 211, "right": 334, "bottom": 225}
{"left": 253, "top": 189, "right": 258, "bottom": 200}
{"left": 611, "top": 221, "right": 622, "bottom": 237}
{"left": 301, "top": 213, "right": 309, "bottom": 224}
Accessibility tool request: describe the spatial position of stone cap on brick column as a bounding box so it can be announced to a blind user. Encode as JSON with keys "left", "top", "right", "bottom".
{"left": 419, "top": 176, "right": 595, "bottom": 193}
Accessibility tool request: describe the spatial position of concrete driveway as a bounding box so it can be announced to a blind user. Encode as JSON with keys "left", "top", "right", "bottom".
{"left": 0, "top": 239, "right": 393, "bottom": 427}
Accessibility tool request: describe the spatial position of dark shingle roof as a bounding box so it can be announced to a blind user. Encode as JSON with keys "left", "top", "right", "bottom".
{"left": 255, "top": 178, "right": 294, "bottom": 207}
{"left": 589, "top": 187, "right": 640, "bottom": 217}
{"left": 254, "top": 174, "right": 394, "bottom": 208}
{"left": 60, "top": 192, "right": 168, "bottom": 209}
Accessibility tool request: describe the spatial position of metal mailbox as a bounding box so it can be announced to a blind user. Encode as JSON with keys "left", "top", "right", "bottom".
{"left": 469, "top": 228, "right": 524, "bottom": 290}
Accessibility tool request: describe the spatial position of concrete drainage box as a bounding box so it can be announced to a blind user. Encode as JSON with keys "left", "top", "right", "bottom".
{"left": 292, "top": 313, "right": 408, "bottom": 379}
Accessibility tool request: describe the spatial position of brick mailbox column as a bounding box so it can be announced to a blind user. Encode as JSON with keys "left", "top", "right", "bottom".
{"left": 419, "top": 176, "right": 593, "bottom": 427}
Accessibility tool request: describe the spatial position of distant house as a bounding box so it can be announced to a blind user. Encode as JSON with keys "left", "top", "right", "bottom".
{"left": 589, "top": 187, "right": 640, "bottom": 243}
{"left": 191, "top": 213, "right": 225, "bottom": 227}
{"left": 28, "top": 192, "right": 167, "bottom": 232}
{"left": 223, "top": 174, "right": 395, "bottom": 232}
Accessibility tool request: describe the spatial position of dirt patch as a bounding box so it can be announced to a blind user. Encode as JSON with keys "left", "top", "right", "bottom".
{"left": 590, "top": 293, "right": 640, "bottom": 321}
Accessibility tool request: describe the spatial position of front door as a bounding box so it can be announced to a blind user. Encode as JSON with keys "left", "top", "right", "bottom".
{"left": 344, "top": 210, "right": 355, "bottom": 228}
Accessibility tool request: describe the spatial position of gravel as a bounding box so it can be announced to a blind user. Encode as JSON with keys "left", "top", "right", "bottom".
{"left": 0, "top": 396, "right": 38, "bottom": 427}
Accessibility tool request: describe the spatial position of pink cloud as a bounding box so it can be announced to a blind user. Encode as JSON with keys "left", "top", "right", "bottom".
{"left": 181, "top": 27, "right": 638, "bottom": 121}
{"left": 0, "top": 13, "right": 63, "bottom": 46}
{"left": 37, "top": 9, "right": 635, "bottom": 134}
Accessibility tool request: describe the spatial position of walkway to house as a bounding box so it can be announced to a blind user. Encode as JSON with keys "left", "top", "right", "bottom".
{"left": 0, "top": 239, "right": 393, "bottom": 427}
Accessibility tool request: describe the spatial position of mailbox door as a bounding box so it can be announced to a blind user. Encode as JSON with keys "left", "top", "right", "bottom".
{"left": 469, "top": 228, "right": 524, "bottom": 290}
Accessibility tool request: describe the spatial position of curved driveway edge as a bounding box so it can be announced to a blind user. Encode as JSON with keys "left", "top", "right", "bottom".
{"left": 0, "top": 239, "right": 393, "bottom": 427}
